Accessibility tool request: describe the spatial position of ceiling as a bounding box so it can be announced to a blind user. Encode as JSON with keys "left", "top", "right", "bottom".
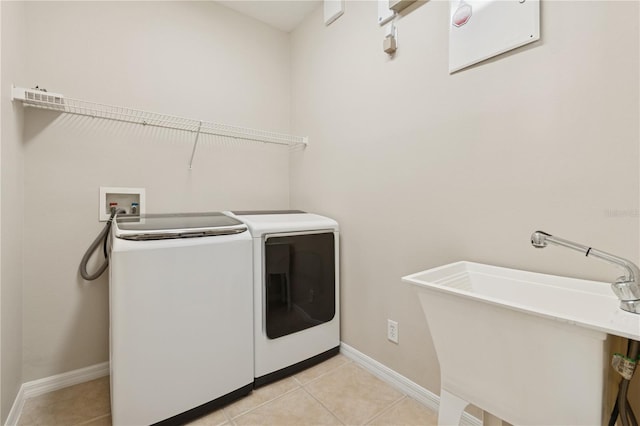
{"left": 217, "top": 1, "right": 322, "bottom": 33}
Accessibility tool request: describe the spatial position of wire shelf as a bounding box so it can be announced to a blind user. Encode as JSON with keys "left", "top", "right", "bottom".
{"left": 12, "top": 86, "right": 308, "bottom": 148}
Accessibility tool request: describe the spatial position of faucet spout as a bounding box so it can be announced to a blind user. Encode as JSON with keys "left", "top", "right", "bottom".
{"left": 530, "top": 230, "right": 640, "bottom": 314}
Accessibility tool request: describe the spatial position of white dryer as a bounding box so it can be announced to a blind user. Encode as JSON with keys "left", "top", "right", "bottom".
{"left": 228, "top": 211, "right": 340, "bottom": 386}
{"left": 109, "top": 213, "right": 254, "bottom": 425}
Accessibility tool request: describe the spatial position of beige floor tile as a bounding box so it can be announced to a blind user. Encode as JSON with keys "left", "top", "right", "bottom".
{"left": 224, "top": 377, "right": 300, "bottom": 419}
{"left": 18, "top": 377, "right": 111, "bottom": 426}
{"left": 294, "top": 354, "right": 351, "bottom": 385}
{"left": 305, "top": 363, "right": 403, "bottom": 425}
{"left": 234, "top": 388, "right": 342, "bottom": 426}
{"left": 367, "top": 397, "right": 438, "bottom": 426}
{"left": 186, "top": 409, "right": 228, "bottom": 426}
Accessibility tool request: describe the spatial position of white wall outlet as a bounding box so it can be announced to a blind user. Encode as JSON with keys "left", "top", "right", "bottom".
{"left": 387, "top": 319, "right": 399, "bottom": 344}
{"left": 99, "top": 186, "right": 146, "bottom": 221}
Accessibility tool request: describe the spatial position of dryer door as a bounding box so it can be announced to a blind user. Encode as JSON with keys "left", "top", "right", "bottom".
{"left": 264, "top": 232, "right": 335, "bottom": 339}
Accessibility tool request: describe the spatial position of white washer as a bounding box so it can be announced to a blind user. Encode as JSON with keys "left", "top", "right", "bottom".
{"left": 228, "top": 211, "right": 340, "bottom": 385}
{"left": 109, "top": 213, "right": 253, "bottom": 426}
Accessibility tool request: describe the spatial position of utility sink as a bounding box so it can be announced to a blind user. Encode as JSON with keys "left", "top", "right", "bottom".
{"left": 403, "top": 261, "right": 640, "bottom": 426}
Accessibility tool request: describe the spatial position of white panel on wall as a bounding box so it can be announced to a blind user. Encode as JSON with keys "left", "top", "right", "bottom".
{"left": 449, "top": 0, "right": 540, "bottom": 73}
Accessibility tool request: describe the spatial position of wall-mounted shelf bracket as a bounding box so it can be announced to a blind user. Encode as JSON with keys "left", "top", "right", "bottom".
{"left": 188, "top": 121, "right": 203, "bottom": 170}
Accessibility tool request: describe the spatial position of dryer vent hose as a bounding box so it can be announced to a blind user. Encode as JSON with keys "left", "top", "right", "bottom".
{"left": 79, "top": 209, "right": 124, "bottom": 281}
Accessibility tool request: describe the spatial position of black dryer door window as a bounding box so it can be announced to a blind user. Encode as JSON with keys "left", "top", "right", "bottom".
{"left": 264, "top": 232, "right": 335, "bottom": 339}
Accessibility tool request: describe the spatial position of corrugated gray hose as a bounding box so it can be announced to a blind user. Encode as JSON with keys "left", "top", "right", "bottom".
{"left": 79, "top": 209, "right": 125, "bottom": 281}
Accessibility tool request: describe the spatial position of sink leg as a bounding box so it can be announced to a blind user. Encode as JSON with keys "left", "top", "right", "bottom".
{"left": 439, "top": 389, "right": 469, "bottom": 426}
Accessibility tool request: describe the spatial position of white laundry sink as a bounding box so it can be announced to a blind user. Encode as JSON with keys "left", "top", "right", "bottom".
{"left": 403, "top": 261, "right": 640, "bottom": 426}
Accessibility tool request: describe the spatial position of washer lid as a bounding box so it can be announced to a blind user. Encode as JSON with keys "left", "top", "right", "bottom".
{"left": 114, "top": 212, "right": 247, "bottom": 241}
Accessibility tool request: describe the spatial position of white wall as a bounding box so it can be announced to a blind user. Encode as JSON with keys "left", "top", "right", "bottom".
{"left": 290, "top": 0, "right": 639, "bottom": 411}
{"left": 19, "top": 1, "right": 292, "bottom": 381}
{"left": 3, "top": 0, "right": 639, "bottom": 420}
{"left": 1, "top": 1, "right": 26, "bottom": 422}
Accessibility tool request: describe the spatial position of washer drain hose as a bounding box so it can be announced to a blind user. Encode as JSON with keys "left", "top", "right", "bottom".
{"left": 79, "top": 209, "right": 123, "bottom": 281}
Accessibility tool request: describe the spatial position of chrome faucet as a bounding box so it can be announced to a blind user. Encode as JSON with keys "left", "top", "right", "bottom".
{"left": 531, "top": 231, "right": 640, "bottom": 314}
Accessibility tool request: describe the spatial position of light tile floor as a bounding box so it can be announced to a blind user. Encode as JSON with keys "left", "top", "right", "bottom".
{"left": 17, "top": 354, "right": 439, "bottom": 426}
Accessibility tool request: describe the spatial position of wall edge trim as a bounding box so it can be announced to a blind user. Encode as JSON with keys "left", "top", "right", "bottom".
{"left": 339, "top": 342, "right": 482, "bottom": 426}
{"left": 4, "top": 385, "right": 25, "bottom": 426}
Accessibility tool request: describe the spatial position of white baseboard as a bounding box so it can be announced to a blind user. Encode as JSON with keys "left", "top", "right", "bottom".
{"left": 340, "top": 342, "right": 482, "bottom": 426}
{"left": 4, "top": 362, "right": 109, "bottom": 426}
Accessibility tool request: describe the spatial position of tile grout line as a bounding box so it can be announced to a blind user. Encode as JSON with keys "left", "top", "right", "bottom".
{"left": 350, "top": 368, "right": 407, "bottom": 426}
{"left": 290, "top": 356, "right": 355, "bottom": 425}
{"left": 299, "top": 385, "right": 345, "bottom": 425}
{"left": 295, "top": 358, "right": 353, "bottom": 388}
{"left": 221, "top": 404, "right": 233, "bottom": 426}
{"left": 226, "top": 383, "right": 302, "bottom": 421}
{"left": 361, "top": 394, "right": 407, "bottom": 425}
{"left": 285, "top": 358, "right": 357, "bottom": 426}
{"left": 301, "top": 359, "right": 413, "bottom": 426}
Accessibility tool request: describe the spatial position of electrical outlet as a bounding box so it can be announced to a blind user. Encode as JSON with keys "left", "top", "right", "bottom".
{"left": 387, "top": 319, "right": 399, "bottom": 344}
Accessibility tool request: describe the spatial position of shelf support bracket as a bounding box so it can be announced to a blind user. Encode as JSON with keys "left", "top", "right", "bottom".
{"left": 188, "top": 121, "right": 203, "bottom": 170}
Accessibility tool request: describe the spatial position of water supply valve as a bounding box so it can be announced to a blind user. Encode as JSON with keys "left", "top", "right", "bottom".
{"left": 99, "top": 186, "right": 145, "bottom": 221}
